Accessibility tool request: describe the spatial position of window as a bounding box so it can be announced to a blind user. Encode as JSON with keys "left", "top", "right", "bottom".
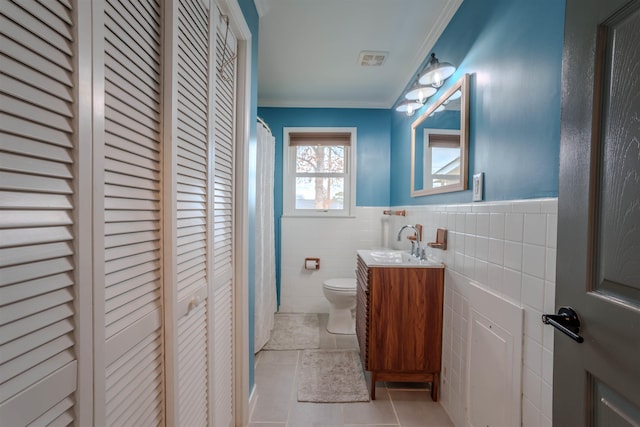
{"left": 283, "top": 128, "right": 356, "bottom": 216}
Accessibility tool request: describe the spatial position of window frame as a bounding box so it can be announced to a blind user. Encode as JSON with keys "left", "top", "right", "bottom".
{"left": 283, "top": 127, "right": 357, "bottom": 217}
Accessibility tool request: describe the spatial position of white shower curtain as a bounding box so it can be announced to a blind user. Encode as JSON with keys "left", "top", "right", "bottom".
{"left": 254, "top": 118, "right": 277, "bottom": 352}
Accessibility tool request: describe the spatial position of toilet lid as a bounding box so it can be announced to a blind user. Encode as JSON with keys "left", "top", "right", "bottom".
{"left": 324, "top": 278, "right": 356, "bottom": 291}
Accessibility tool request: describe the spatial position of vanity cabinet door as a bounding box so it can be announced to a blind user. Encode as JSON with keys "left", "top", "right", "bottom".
{"left": 368, "top": 267, "right": 444, "bottom": 373}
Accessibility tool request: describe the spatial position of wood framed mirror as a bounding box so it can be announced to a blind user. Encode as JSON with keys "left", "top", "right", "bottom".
{"left": 411, "top": 74, "right": 469, "bottom": 197}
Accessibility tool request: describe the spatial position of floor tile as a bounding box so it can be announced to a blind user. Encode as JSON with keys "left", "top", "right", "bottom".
{"left": 249, "top": 423, "right": 287, "bottom": 427}
{"left": 342, "top": 386, "right": 398, "bottom": 425}
{"left": 389, "top": 390, "right": 454, "bottom": 427}
{"left": 252, "top": 366, "right": 296, "bottom": 422}
{"left": 286, "top": 401, "right": 343, "bottom": 427}
{"left": 257, "top": 349, "right": 300, "bottom": 366}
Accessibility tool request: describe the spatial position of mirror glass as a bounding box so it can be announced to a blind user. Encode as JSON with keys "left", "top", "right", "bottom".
{"left": 411, "top": 74, "right": 469, "bottom": 196}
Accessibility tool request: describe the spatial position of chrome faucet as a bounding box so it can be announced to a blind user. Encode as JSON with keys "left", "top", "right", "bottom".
{"left": 397, "top": 224, "right": 421, "bottom": 258}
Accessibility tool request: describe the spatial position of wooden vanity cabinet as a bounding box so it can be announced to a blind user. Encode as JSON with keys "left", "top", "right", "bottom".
{"left": 355, "top": 254, "right": 444, "bottom": 401}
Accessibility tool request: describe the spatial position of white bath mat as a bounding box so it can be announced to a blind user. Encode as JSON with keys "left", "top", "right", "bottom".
{"left": 297, "top": 349, "right": 370, "bottom": 403}
{"left": 263, "top": 313, "right": 320, "bottom": 350}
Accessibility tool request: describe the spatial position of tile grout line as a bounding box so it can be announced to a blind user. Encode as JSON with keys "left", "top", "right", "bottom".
{"left": 386, "top": 386, "right": 403, "bottom": 426}
{"left": 284, "top": 349, "right": 301, "bottom": 427}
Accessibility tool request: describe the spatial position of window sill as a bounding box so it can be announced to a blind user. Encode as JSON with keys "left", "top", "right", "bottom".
{"left": 282, "top": 213, "right": 357, "bottom": 219}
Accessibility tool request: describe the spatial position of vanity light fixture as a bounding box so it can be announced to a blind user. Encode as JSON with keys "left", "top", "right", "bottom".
{"left": 405, "top": 82, "right": 437, "bottom": 104}
{"left": 395, "top": 100, "right": 422, "bottom": 116}
{"left": 396, "top": 52, "right": 456, "bottom": 117}
{"left": 418, "top": 53, "right": 456, "bottom": 88}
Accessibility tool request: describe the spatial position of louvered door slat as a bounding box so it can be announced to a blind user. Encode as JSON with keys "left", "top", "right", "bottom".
{"left": 105, "top": 71, "right": 160, "bottom": 116}
{"left": 177, "top": 71, "right": 208, "bottom": 111}
{"left": 0, "top": 152, "right": 72, "bottom": 178}
{"left": 34, "top": 0, "right": 72, "bottom": 25}
{"left": 177, "top": 182, "right": 206, "bottom": 196}
{"left": 0, "top": 114, "right": 72, "bottom": 148}
{"left": 0, "top": 75, "right": 72, "bottom": 115}
{"left": 105, "top": 156, "right": 159, "bottom": 181}
{"left": 1, "top": 133, "right": 72, "bottom": 160}
{"left": 103, "top": 22, "right": 159, "bottom": 83}
{"left": 177, "top": 302, "right": 208, "bottom": 426}
{"left": 0, "top": 319, "right": 72, "bottom": 364}
{"left": 0, "top": 133, "right": 73, "bottom": 158}
{"left": 106, "top": 348, "right": 162, "bottom": 426}
{"left": 2, "top": 2, "right": 72, "bottom": 50}
{"left": 104, "top": 184, "right": 160, "bottom": 203}
{"left": 0, "top": 172, "right": 72, "bottom": 197}
{"left": 105, "top": 105, "right": 160, "bottom": 142}
{"left": 2, "top": 55, "right": 73, "bottom": 101}
{"left": 0, "top": 210, "right": 72, "bottom": 229}
{"left": 0, "top": 1, "right": 77, "bottom": 424}
{"left": 105, "top": 2, "right": 159, "bottom": 58}
{"left": 178, "top": 143, "right": 207, "bottom": 164}
{"left": 111, "top": 0, "right": 159, "bottom": 38}
{"left": 0, "top": 36, "right": 72, "bottom": 86}
{"left": 212, "top": 284, "right": 233, "bottom": 426}
{"left": 176, "top": 218, "right": 205, "bottom": 232}
{"left": 0, "top": 18, "right": 72, "bottom": 70}
{"left": 0, "top": 305, "right": 72, "bottom": 347}
{"left": 177, "top": 162, "right": 206, "bottom": 181}
{"left": 1, "top": 95, "right": 72, "bottom": 133}
{"left": 102, "top": 0, "right": 164, "bottom": 423}
{"left": 0, "top": 273, "right": 72, "bottom": 308}
{"left": 178, "top": 110, "right": 208, "bottom": 141}
{"left": 28, "top": 395, "right": 74, "bottom": 427}
{"left": 106, "top": 219, "right": 158, "bottom": 235}
{"left": 0, "top": 243, "right": 72, "bottom": 270}
{"left": 105, "top": 87, "right": 160, "bottom": 127}
{"left": 0, "top": 334, "right": 73, "bottom": 384}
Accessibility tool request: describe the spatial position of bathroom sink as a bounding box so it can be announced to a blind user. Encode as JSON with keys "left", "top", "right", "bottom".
{"left": 359, "top": 250, "right": 443, "bottom": 268}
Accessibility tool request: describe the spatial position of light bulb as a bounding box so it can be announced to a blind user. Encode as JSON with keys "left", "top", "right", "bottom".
{"left": 407, "top": 104, "right": 414, "bottom": 116}
{"left": 432, "top": 71, "right": 444, "bottom": 88}
{"left": 418, "top": 89, "right": 428, "bottom": 103}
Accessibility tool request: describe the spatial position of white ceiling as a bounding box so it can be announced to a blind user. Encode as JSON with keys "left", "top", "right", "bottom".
{"left": 255, "top": 0, "right": 463, "bottom": 109}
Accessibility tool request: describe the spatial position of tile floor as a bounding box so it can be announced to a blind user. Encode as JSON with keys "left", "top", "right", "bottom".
{"left": 249, "top": 314, "right": 455, "bottom": 427}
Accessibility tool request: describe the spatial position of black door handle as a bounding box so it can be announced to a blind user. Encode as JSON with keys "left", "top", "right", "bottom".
{"left": 542, "top": 306, "right": 584, "bottom": 343}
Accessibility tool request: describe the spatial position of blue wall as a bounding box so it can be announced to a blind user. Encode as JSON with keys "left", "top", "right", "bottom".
{"left": 255, "top": 107, "right": 391, "bottom": 302}
{"left": 390, "top": 0, "right": 566, "bottom": 205}
{"left": 238, "top": 0, "right": 259, "bottom": 392}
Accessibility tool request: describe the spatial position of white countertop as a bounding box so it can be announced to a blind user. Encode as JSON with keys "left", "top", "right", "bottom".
{"left": 357, "top": 249, "right": 444, "bottom": 269}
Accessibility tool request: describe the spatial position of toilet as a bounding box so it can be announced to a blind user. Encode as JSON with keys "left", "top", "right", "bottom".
{"left": 322, "top": 278, "right": 357, "bottom": 334}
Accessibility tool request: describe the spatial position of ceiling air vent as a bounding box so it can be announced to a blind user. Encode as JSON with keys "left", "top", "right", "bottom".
{"left": 358, "top": 51, "right": 388, "bottom": 67}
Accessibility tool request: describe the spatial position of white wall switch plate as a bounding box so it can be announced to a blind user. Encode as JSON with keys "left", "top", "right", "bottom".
{"left": 473, "top": 172, "right": 483, "bottom": 201}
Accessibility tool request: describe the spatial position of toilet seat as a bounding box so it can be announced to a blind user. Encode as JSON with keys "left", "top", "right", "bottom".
{"left": 323, "top": 278, "right": 356, "bottom": 292}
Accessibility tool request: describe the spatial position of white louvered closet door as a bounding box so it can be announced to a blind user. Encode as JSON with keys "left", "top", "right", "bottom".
{"left": 211, "top": 8, "right": 237, "bottom": 427}
{"left": 101, "top": 1, "right": 164, "bottom": 425}
{"left": 0, "top": 1, "right": 78, "bottom": 426}
{"left": 173, "top": 0, "right": 212, "bottom": 425}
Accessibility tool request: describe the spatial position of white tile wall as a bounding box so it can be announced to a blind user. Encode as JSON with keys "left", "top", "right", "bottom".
{"left": 279, "top": 207, "right": 385, "bottom": 313}
{"left": 278, "top": 198, "right": 557, "bottom": 427}
{"left": 385, "top": 198, "right": 557, "bottom": 427}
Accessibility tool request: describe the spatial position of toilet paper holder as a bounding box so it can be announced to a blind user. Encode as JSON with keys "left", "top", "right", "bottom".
{"left": 304, "top": 257, "right": 320, "bottom": 270}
